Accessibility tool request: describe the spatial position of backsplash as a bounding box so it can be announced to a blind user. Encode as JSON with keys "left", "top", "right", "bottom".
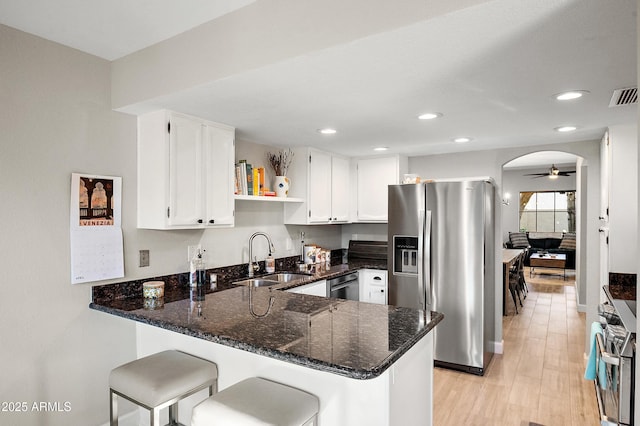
{"left": 91, "top": 251, "right": 345, "bottom": 304}
{"left": 608, "top": 272, "right": 637, "bottom": 300}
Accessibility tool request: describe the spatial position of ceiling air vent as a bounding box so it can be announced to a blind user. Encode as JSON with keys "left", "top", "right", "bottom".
{"left": 609, "top": 87, "right": 637, "bottom": 107}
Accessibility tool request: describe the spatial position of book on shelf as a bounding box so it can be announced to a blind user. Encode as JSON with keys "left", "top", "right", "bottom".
{"left": 235, "top": 161, "right": 269, "bottom": 197}
{"left": 252, "top": 168, "right": 259, "bottom": 196}
{"left": 258, "top": 167, "right": 265, "bottom": 196}
{"left": 245, "top": 163, "right": 253, "bottom": 195}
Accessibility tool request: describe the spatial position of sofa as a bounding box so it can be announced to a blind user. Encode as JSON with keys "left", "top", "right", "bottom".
{"left": 506, "top": 232, "right": 576, "bottom": 270}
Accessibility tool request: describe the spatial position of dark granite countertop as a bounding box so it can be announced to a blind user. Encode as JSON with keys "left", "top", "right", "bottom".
{"left": 90, "top": 259, "right": 443, "bottom": 379}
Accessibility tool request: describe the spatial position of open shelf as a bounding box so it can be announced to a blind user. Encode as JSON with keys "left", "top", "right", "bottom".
{"left": 234, "top": 195, "right": 304, "bottom": 203}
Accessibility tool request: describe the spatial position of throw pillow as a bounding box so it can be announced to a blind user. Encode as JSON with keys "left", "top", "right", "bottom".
{"left": 509, "top": 232, "right": 529, "bottom": 248}
{"left": 559, "top": 232, "right": 576, "bottom": 250}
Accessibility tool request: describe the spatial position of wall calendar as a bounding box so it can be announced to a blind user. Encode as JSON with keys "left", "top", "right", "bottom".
{"left": 70, "top": 173, "right": 124, "bottom": 284}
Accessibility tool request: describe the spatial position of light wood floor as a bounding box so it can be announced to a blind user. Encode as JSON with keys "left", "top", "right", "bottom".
{"left": 433, "top": 268, "right": 599, "bottom": 426}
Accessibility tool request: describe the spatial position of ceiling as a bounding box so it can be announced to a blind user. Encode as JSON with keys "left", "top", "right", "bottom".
{"left": 0, "top": 0, "right": 636, "bottom": 163}
{"left": 0, "top": 0, "right": 256, "bottom": 61}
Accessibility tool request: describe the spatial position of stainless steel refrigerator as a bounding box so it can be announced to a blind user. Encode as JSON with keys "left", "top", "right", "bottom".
{"left": 388, "top": 179, "right": 496, "bottom": 375}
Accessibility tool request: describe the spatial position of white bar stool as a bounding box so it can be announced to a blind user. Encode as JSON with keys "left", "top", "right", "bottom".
{"left": 191, "top": 377, "right": 319, "bottom": 426}
{"left": 109, "top": 350, "right": 218, "bottom": 426}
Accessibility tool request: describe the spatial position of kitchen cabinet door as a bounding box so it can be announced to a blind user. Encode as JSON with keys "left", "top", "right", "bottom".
{"left": 330, "top": 155, "right": 350, "bottom": 222}
{"left": 308, "top": 150, "right": 333, "bottom": 223}
{"left": 168, "top": 114, "right": 204, "bottom": 226}
{"left": 359, "top": 269, "right": 388, "bottom": 304}
{"left": 203, "top": 124, "right": 235, "bottom": 226}
{"left": 138, "top": 110, "right": 235, "bottom": 229}
{"left": 284, "top": 147, "right": 351, "bottom": 225}
{"left": 356, "top": 156, "right": 406, "bottom": 222}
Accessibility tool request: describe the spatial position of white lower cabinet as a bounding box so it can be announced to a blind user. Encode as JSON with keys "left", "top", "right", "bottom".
{"left": 286, "top": 280, "right": 327, "bottom": 297}
{"left": 359, "top": 269, "right": 388, "bottom": 304}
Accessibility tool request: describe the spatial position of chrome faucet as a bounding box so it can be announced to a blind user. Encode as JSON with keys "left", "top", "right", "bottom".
{"left": 248, "top": 232, "right": 275, "bottom": 277}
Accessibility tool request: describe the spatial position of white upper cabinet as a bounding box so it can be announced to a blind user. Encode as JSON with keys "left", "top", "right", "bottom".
{"left": 355, "top": 155, "right": 407, "bottom": 222}
{"left": 330, "top": 155, "right": 350, "bottom": 222}
{"left": 203, "top": 124, "right": 235, "bottom": 226}
{"left": 137, "top": 110, "right": 235, "bottom": 229}
{"left": 308, "top": 149, "right": 333, "bottom": 223}
{"left": 284, "top": 147, "right": 351, "bottom": 225}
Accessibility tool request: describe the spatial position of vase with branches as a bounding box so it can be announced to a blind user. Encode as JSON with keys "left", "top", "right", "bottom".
{"left": 267, "top": 148, "right": 294, "bottom": 176}
{"left": 267, "top": 149, "right": 294, "bottom": 197}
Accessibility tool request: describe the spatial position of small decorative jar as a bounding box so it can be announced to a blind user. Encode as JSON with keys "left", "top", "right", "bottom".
{"left": 143, "top": 281, "right": 165, "bottom": 299}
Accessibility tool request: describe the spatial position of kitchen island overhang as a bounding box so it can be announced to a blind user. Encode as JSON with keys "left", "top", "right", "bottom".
{"left": 91, "top": 285, "right": 443, "bottom": 425}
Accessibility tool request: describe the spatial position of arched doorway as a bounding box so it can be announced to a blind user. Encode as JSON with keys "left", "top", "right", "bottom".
{"left": 501, "top": 150, "right": 585, "bottom": 306}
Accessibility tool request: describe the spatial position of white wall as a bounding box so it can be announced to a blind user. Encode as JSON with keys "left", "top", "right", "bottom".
{"left": 607, "top": 124, "right": 638, "bottom": 273}
{"left": 0, "top": 25, "right": 138, "bottom": 425}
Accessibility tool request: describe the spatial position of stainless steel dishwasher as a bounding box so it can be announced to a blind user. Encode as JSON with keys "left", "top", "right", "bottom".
{"left": 327, "top": 272, "right": 359, "bottom": 301}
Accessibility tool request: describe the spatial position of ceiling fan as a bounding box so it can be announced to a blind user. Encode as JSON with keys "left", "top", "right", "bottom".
{"left": 524, "top": 164, "right": 576, "bottom": 179}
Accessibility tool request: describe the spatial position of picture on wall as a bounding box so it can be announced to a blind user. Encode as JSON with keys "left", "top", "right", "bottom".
{"left": 78, "top": 176, "right": 115, "bottom": 226}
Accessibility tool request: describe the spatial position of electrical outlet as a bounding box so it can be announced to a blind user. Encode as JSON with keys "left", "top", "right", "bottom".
{"left": 188, "top": 245, "right": 201, "bottom": 262}
{"left": 139, "top": 250, "right": 150, "bottom": 267}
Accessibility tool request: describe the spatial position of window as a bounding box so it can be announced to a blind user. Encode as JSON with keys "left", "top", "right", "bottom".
{"left": 519, "top": 191, "right": 576, "bottom": 232}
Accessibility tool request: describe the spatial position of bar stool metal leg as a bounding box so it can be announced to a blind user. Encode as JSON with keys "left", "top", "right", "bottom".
{"left": 110, "top": 389, "right": 118, "bottom": 426}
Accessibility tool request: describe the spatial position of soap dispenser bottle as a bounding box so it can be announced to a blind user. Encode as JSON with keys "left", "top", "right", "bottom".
{"left": 265, "top": 254, "right": 275, "bottom": 273}
{"left": 190, "top": 249, "right": 206, "bottom": 287}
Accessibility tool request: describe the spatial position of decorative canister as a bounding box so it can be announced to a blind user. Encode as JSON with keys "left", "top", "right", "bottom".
{"left": 144, "top": 298, "right": 164, "bottom": 310}
{"left": 303, "top": 245, "right": 316, "bottom": 264}
{"left": 143, "top": 281, "right": 165, "bottom": 299}
{"left": 274, "top": 176, "right": 290, "bottom": 197}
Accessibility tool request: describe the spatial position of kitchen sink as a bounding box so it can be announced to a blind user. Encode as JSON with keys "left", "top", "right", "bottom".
{"left": 234, "top": 278, "right": 280, "bottom": 287}
{"left": 260, "top": 273, "right": 310, "bottom": 282}
{"left": 233, "top": 272, "right": 311, "bottom": 288}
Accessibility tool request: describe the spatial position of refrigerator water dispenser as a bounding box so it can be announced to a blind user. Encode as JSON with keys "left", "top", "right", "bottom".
{"left": 392, "top": 236, "right": 418, "bottom": 274}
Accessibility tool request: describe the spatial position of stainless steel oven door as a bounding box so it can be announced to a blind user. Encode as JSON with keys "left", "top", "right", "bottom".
{"left": 595, "top": 332, "right": 620, "bottom": 426}
{"left": 328, "top": 273, "right": 359, "bottom": 301}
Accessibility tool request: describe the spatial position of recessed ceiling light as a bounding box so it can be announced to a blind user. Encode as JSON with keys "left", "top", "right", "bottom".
{"left": 373, "top": 147, "right": 388, "bottom": 151}
{"left": 555, "top": 126, "right": 577, "bottom": 132}
{"left": 453, "top": 137, "right": 472, "bottom": 143}
{"left": 555, "top": 90, "right": 590, "bottom": 101}
{"left": 418, "top": 112, "right": 443, "bottom": 120}
{"left": 318, "top": 128, "right": 337, "bottom": 134}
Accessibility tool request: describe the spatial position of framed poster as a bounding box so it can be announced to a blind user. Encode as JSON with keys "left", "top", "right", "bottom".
{"left": 70, "top": 173, "right": 124, "bottom": 284}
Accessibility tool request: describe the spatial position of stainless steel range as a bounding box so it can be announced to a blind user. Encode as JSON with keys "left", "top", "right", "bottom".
{"left": 596, "top": 287, "right": 636, "bottom": 426}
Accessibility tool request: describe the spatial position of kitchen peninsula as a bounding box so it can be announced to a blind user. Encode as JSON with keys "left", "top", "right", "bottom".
{"left": 90, "top": 265, "right": 443, "bottom": 425}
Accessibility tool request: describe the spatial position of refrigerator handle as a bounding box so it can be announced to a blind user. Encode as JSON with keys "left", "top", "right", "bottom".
{"left": 418, "top": 209, "right": 432, "bottom": 309}
{"left": 424, "top": 210, "right": 432, "bottom": 307}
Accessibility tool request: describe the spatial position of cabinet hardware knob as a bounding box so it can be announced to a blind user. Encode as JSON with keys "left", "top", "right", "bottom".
{"left": 209, "top": 219, "right": 215, "bottom": 224}
{"left": 197, "top": 219, "right": 203, "bottom": 224}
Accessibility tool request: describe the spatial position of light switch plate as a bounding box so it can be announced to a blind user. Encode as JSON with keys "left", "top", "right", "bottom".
{"left": 139, "top": 250, "right": 150, "bottom": 267}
